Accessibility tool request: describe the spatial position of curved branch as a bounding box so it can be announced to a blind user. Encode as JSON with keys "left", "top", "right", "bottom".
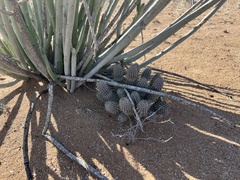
{"left": 43, "top": 134, "right": 109, "bottom": 180}
{"left": 23, "top": 89, "right": 48, "bottom": 180}
{"left": 42, "top": 83, "right": 54, "bottom": 135}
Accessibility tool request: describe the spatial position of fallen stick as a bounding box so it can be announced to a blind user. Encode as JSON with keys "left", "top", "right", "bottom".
{"left": 57, "top": 75, "right": 235, "bottom": 127}
{"left": 23, "top": 89, "right": 48, "bottom": 180}
{"left": 41, "top": 83, "right": 109, "bottom": 179}
{"left": 43, "top": 133, "right": 109, "bottom": 180}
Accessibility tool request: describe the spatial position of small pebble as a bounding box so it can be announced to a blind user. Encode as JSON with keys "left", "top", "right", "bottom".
{"left": 223, "top": 29, "right": 229, "bottom": 33}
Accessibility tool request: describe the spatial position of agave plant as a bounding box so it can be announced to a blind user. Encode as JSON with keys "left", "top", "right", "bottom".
{"left": 0, "top": 0, "right": 226, "bottom": 92}
{"left": 0, "top": 1, "right": 232, "bottom": 179}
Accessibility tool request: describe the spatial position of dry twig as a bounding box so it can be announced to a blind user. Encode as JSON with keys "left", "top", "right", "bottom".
{"left": 42, "top": 83, "right": 54, "bottom": 134}
{"left": 43, "top": 134, "right": 108, "bottom": 180}
{"left": 57, "top": 75, "right": 235, "bottom": 127}
{"left": 151, "top": 67, "right": 233, "bottom": 100}
{"left": 23, "top": 89, "right": 48, "bottom": 180}
{"left": 40, "top": 83, "right": 109, "bottom": 179}
{"left": 124, "top": 89, "right": 144, "bottom": 132}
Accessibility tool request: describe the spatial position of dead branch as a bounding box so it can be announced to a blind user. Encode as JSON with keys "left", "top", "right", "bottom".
{"left": 40, "top": 83, "right": 109, "bottom": 179}
{"left": 57, "top": 75, "right": 235, "bottom": 127}
{"left": 42, "top": 83, "right": 54, "bottom": 135}
{"left": 111, "top": 132, "right": 173, "bottom": 143}
{"left": 150, "top": 67, "right": 233, "bottom": 100}
{"left": 23, "top": 89, "right": 48, "bottom": 180}
{"left": 124, "top": 89, "right": 144, "bottom": 132}
{"left": 43, "top": 133, "right": 109, "bottom": 180}
{"left": 96, "top": 73, "right": 144, "bottom": 131}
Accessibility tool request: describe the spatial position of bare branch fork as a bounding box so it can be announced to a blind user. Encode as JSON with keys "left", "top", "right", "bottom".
{"left": 116, "top": 107, "right": 175, "bottom": 143}
{"left": 57, "top": 75, "right": 235, "bottom": 127}
{"left": 111, "top": 117, "right": 174, "bottom": 143}
{"left": 41, "top": 83, "right": 109, "bottom": 180}
{"left": 23, "top": 83, "right": 108, "bottom": 180}
{"left": 111, "top": 132, "right": 173, "bottom": 144}
{"left": 23, "top": 89, "right": 48, "bottom": 180}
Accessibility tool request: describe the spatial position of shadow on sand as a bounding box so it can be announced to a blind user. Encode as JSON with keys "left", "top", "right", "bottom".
{"left": 1, "top": 70, "right": 239, "bottom": 179}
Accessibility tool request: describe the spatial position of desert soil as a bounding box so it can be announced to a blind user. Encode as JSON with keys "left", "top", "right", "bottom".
{"left": 1, "top": 1, "right": 240, "bottom": 180}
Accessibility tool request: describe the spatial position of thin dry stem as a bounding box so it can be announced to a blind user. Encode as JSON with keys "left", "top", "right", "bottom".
{"left": 43, "top": 134, "right": 108, "bottom": 180}
{"left": 57, "top": 75, "right": 234, "bottom": 127}
{"left": 124, "top": 89, "right": 144, "bottom": 132}
{"left": 23, "top": 89, "right": 48, "bottom": 180}
{"left": 151, "top": 67, "right": 233, "bottom": 100}
{"left": 42, "top": 83, "right": 54, "bottom": 135}
{"left": 40, "top": 83, "right": 108, "bottom": 179}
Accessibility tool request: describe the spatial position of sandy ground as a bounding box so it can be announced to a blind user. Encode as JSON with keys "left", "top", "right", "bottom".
{"left": 1, "top": 1, "right": 240, "bottom": 180}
